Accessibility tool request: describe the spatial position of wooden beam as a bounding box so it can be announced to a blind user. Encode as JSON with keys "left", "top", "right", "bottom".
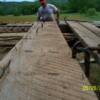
{"left": 84, "top": 51, "right": 90, "bottom": 78}
{"left": 0, "top": 22, "right": 40, "bottom": 79}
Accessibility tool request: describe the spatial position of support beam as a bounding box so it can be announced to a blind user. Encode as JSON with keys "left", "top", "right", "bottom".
{"left": 84, "top": 51, "right": 90, "bottom": 78}
{"left": 72, "top": 41, "right": 81, "bottom": 58}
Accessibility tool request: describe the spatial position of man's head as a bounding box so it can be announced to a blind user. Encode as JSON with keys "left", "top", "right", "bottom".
{"left": 39, "top": 0, "right": 46, "bottom": 7}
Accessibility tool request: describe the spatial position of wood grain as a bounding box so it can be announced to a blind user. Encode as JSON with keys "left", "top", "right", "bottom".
{"left": 0, "top": 22, "right": 98, "bottom": 100}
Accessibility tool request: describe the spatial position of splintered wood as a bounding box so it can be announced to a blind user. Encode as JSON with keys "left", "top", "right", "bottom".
{"left": 0, "top": 22, "right": 98, "bottom": 100}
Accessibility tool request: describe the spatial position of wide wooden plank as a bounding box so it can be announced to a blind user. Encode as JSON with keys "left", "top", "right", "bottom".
{"left": 0, "top": 22, "right": 38, "bottom": 79}
{"left": 0, "top": 22, "right": 98, "bottom": 100}
{"left": 80, "top": 22, "right": 100, "bottom": 37}
{"left": 67, "top": 21, "right": 100, "bottom": 48}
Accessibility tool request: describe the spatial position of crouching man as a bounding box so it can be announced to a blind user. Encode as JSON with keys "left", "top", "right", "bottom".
{"left": 37, "top": 0, "right": 59, "bottom": 22}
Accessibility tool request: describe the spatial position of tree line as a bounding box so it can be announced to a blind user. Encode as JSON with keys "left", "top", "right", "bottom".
{"left": 67, "top": 0, "right": 100, "bottom": 13}
{"left": 0, "top": 0, "right": 100, "bottom": 16}
{"left": 0, "top": 1, "right": 39, "bottom": 16}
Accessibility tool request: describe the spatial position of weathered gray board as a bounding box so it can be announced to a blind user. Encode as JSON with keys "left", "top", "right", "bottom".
{"left": 67, "top": 21, "right": 100, "bottom": 64}
{"left": 80, "top": 22, "right": 100, "bottom": 37}
{"left": 67, "top": 21, "right": 100, "bottom": 48}
{"left": 0, "top": 33, "right": 25, "bottom": 46}
{"left": 0, "top": 22, "right": 98, "bottom": 100}
{"left": 0, "top": 24, "right": 32, "bottom": 33}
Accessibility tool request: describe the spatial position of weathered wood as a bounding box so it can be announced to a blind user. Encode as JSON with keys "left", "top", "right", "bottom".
{"left": 0, "top": 33, "right": 25, "bottom": 47}
{"left": 0, "top": 32, "right": 25, "bottom": 38}
{"left": 0, "top": 22, "right": 40, "bottom": 79}
{"left": 67, "top": 21, "right": 100, "bottom": 65}
{"left": 67, "top": 21, "right": 100, "bottom": 48}
{"left": 0, "top": 22, "right": 98, "bottom": 100}
{"left": 84, "top": 51, "right": 90, "bottom": 77}
{"left": 80, "top": 22, "right": 100, "bottom": 37}
{"left": 0, "top": 53, "right": 11, "bottom": 78}
{"left": 0, "top": 25, "right": 31, "bottom": 33}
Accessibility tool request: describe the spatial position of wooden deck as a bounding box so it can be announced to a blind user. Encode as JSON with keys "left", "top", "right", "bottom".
{"left": 0, "top": 22, "right": 98, "bottom": 100}
{"left": 66, "top": 21, "right": 100, "bottom": 65}
{"left": 67, "top": 21, "right": 100, "bottom": 48}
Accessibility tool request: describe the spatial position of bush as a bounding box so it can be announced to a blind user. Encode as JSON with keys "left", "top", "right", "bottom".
{"left": 13, "top": 8, "right": 21, "bottom": 16}
{"left": 79, "top": 7, "right": 87, "bottom": 14}
{"left": 86, "top": 8, "right": 97, "bottom": 16}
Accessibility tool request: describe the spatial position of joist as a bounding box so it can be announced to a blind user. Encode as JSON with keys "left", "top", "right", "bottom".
{"left": 0, "top": 22, "right": 98, "bottom": 100}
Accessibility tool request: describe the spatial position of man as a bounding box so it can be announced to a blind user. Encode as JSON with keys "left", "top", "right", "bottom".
{"left": 37, "top": 0, "right": 59, "bottom": 22}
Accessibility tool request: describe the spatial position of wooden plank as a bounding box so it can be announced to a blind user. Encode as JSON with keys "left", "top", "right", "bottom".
{"left": 0, "top": 33, "right": 25, "bottom": 38}
{"left": 0, "top": 22, "right": 37, "bottom": 79}
{"left": 0, "top": 22, "right": 98, "bottom": 100}
{"left": 0, "top": 33, "right": 25, "bottom": 47}
{"left": 80, "top": 22, "right": 100, "bottom": 37}
{"left": 67, "top": 21, "right": 100, "bottom": 48}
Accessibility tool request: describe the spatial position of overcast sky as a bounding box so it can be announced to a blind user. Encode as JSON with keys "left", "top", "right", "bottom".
{"left": 0, "top": 0, "right": 35, "bottom": 2}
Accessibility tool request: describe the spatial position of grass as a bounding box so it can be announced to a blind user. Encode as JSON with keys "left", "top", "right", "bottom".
{"left": 0, "top": 15, "right": 37, "bottom": 24}
{"left": 0, "top": 12, "right": 100, "bottom": 24}
{"left": 60, "top": 12, "right": 100, "bottom": 21}
{"left": 60, "top": 13, "right": 90, "bottom": 21}
{"left": 90, "top": 64, "right": 100, "bottom": 98}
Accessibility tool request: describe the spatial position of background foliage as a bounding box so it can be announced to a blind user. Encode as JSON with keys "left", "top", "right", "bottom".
{"left": 0, "top": 0, "right": 100, "bottom": 15}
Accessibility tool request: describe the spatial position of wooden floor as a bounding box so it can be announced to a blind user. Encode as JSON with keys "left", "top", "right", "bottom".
{"left": 0, "top": 22, "right": 98, "bottom": 100}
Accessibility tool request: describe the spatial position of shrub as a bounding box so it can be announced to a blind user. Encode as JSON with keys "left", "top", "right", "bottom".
{"left": 86, "top": 8, "right": 97, "bottom": 16}
{"left": 79, "top": 7, "right": 87, "bottom": 14}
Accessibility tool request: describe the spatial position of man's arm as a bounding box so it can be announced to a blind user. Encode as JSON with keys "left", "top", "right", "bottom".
{"left": 48, "top": 4, "right": 60, "bottom": 22}
{"left": 56, "top": 10, "right": 60, "bottom": 23}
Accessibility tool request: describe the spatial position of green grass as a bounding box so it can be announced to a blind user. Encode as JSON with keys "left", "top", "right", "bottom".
{"left": 60, "top": 13, "right": 90, "bottom": 21}
{"left": 60, "top": 12, "right": 100, "bottom": 21}
{"left": 0, "top": 15, "right": 37, "bottom": 24}
{"left": 0, "top": 12, "right": 100, "bottom": 24}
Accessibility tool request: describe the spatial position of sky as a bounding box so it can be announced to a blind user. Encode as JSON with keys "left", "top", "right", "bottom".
{"left": 0, "top": 0, "right": 35, "bottom": 2}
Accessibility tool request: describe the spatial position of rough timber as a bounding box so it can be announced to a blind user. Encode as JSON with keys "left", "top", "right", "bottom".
{"left": 0, "top": 22, "right": 98, "bottom": 100}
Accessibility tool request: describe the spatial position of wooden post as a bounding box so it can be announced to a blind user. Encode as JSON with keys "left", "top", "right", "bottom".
{"left": 72, "top": 41, "right": 81, "bottom": 58}
{"left": 72, "top": 48, "right": 77, "bottom": 58}
{"left": 84, "top": 51, "right": 90, "bottom": 78}
{"left": 98, "top": 44, "right": 100, "bottom": 54}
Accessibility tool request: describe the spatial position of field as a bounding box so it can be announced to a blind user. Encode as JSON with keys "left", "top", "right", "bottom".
{"left": 0, "top": 12, "right": 100, "bottom": 24}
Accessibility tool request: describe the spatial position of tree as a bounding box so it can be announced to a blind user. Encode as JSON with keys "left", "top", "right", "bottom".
{"left": 67, "top": 0, "right": 98, "bottom": 13}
